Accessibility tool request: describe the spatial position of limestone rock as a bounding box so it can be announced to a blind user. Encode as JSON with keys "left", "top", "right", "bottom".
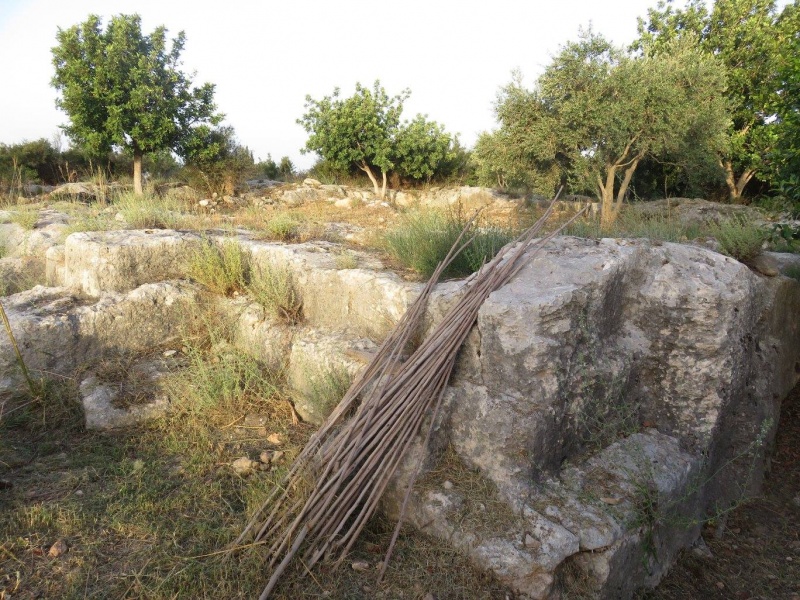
{"left": 384, "top": 236, "right": 800, "bottom": 599}
{"left": 748, "top": 253, "right": 780, "bottom": 276}
{"left": 63, "top": 229, "right": 203, "bottom": 296}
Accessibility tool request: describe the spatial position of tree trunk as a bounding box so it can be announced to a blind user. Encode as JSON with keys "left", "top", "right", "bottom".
{"left": 380, "top": 170, "right": 387, "bottom": 199}
{"left": 599, "top": 166, "right": 617, "bottom": 229}
{"left": 133, "top": 148, "right": 144, "bottom": 196}
{"left": 722, "top": 159, "right": 755, "bottom": 204}
{"left": 359, "top": 162, "right": 380, "bottom": 197}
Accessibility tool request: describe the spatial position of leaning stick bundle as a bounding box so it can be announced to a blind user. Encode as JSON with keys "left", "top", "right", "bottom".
{"left": 234, "top": 194, "right": 586, "bottom": 599}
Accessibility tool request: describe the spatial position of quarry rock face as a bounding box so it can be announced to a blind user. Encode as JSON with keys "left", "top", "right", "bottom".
{"left": 385, "top": 237, "right": 800, "bottom": 599}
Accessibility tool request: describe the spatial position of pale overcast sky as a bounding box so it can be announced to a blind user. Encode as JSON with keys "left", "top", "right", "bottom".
{"left": 0, "top": 0, "right": 674, "bottom": 169}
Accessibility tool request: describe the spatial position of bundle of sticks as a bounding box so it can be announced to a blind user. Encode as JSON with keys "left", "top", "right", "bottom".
{"left": 232, "top": 194, "right": 585, "bottom": 599}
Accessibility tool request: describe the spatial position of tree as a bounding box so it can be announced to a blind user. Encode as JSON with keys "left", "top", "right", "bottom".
{"left": 278, "top": 156, "right": 295, "bottom": 180}
{"left": 298, "top": 81, "right": 454, "bottom": 197}
{"left": 51, "top": 14, "right": 221, "bottom": 195}
{"left": 483, "top": 33, "right": 728, "bottom": 225}
{"left": 636, "top": 0, "right": 796, "bottom": 202}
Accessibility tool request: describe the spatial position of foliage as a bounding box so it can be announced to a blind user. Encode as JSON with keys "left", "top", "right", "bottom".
{"left": 708, "top": 217, "right": 768, "bottom": 262}
{"left": 51, "top": 14, "right": 221, "bottom": 195}
{"left": 187, "top": 238, "right": 251, "bottom": 296}
{"left": 636, "top": 0, "right": 798, "bottom": 202}
{"left": 247, "top": 263, "right": 303, "bottom": 324}
{"left": 279, "top": 156, "right": 295, "bottom": 180}
{"left": 180, "top": 125, "right": 254, "bottom": 195}
{"left": 113, "top": 191, "right": 183, "bottom": 229}
{"left": 298, "top": 81, "right": 455, "bottom": 196}
{"left": 383, "top": 210, "right": 514, "bottom": 278}
{"left": 482, "top": 33, "right": 729, "bottom": 226}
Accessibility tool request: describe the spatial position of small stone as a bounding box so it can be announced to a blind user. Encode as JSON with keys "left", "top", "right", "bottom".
{"left": 259, "top": 463, "right": 271, "bottom": 472}
{"left": 691, "top": 537, "right": 713, "bottom": 559}
{"left": 114, "top": 212, "right": 125, "bottom": 222}
{"left": 792, "top": 495, "right": 800, "bottom": 508}
{"left": 271, "top": 451, "right": 285, "bottom": 463}
{"left": 74, "top": 489, "right": 84, "bottom": 497}
{"left": 211, "top": 192, "right": 218, "bottom": 199}
{"left": 716, "top": 582, "right": 725, "bottom": 590}
{"left": 267, "top": 433, "right": 285, "bottom": 446}
{"left": 163, "top": 349, "right": 177, "bottom": 358}
{"left": 423, "top": 594, "right": 437, "bottom": 600}
{"left": 524, "top": 533, "right": 539, "bottom": 548}
{"left": 600, "top": 496, "right": 621, "bottom": 505}
{"left": 442, "top": 480, "right": 454, "bottom": 490}
{"left": 232, "top": 457, "right": 255, "bottom": 476}
{"left": 351, "top": 560, "right": 370, "bottom": 571}
{"left": 199, "top": 199, "right": 211, "bottom": 207}
{"left": 48, "top": 539, "right": 68, "bottom": 557}
{"left": 303, "top": 178, "right": 322, "bottom": 187}
{"left": 259, "top": 451, "right": 272, "bottom": 465}
{"left": 749, "top": 253, "right": 779, "bottom": 276}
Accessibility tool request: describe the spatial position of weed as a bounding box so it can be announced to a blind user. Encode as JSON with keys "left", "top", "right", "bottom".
{"left": 9, "top": 208, "right": 39, "bottom": 230}
{"left": 266, "top": 213, "right": 302, "bottom": 241}
{"left": 564, "top": 210, "right": 701, "bottom": 243}
{"left": 114, "top": 191, "right": 184, "bottom": 229}
{"left": 303, "top": 362, "right": 352, "bottom": 416}
{"left": 708, "top": 217, "right": 768, "bottom": 262}
{"left": 383, "top": 210, "right": 514, "bottom": 278}
{"left": 188, "top": 238, "right": 251, "bottom": 296}
{"left": 785, "top": 264, "right": 800, "bottom": 281}
{"left": 246, "top": 262, "right": 303, "bottom": 324}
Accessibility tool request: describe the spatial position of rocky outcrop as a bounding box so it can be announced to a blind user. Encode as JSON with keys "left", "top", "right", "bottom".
{"left": 2, "top": 216, "right": 799, "bottom": 599}
{"left": 383, "top": 237, "right": 800, "bottom": 599}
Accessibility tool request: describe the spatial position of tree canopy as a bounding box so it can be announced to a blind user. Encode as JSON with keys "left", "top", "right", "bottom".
{"left": 475, "top": 32, "right": 729, "bottom": 225}
{"left": 51, "top": 14, "right": 221, "bottom": 194}
{"left": 636, "top": 0, "right": 798, "bottom": 202}
{"left": 298, "top": 81, "right": 455, "bottom": 197}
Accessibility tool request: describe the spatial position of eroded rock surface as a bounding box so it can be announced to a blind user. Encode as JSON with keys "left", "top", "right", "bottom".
{"left": 384, "top": 237, "right": 800, "bottom": 599}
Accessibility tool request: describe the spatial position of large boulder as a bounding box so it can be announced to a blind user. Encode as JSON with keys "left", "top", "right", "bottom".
{"left": 384, "top": 236, "right": 800, "bottom": 599}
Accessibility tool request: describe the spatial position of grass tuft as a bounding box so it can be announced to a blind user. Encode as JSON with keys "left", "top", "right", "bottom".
{"left": 188, "top": 238, "right": 251, "bottom": 296}
{"left": 247, "top": 262, "right": 303, "bottom": 324}
{"left": 9, "top": 208, "right": 39, "bottom": 230}
{"left": 114, "top": 191, "right": 185, "bottom": 229}
{"left": 383, "top": 210, "right": 515, "bottom": 278}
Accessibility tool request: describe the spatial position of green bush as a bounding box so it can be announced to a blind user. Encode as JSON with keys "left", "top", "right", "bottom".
{"left": 383, "top": 210, "right": 514, "bottom": 278}
{"left": 708, "top": 217, "right": 768, "bottom": 262}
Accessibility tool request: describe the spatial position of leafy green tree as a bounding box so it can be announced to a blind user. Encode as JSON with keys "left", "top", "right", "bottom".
{"left": 298, "top": 81, "right": 454, "bottom": 197}
{"left": 483, "top": 33, "right": 728, "bottom": 225}
{"left": 393, "top": 115, "right": 455, "bottom": 182}
{"left": 51, "top": 14, "right": 221, "bottom": 195}
{"left": 636, "top": 0, "right": 796, "bottom": 202}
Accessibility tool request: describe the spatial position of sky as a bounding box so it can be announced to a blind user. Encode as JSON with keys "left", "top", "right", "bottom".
{"left": 0, "top": 0, "right": 676, "bottom": 170}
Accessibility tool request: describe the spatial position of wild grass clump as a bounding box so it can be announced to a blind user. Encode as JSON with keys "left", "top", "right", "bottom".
{"left": 302, "top": 362, "right": 352, "bottom": 418}
{"left": 114, "top": 191, "right": 184, "bottom": 229}
{"left": 383, "top": 210, "right": 515, "bottom": 278}
{"left": 247, "top": 263, "right": 303, "bottom": 324}
{"left": 708, "top": 216, "right": 768, "bottom": 262}
{"left": 266, "top": 213, "right": 302, "bottom": 241}
{"left": 334, "top": 249, "right": 359, "bottom": 269}
{"left": 563, "top": 210, "right": 700, "bottom": 243}
{"left": 9, "top": 207, "right": 39, "bottom": 230}
{"left": 188, "top": 238, "right": 251, "bottom": 296}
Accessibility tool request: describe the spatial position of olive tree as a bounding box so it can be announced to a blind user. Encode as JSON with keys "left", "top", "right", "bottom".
{"left": 298, "top": 81, "right": 454, "bottom": 197}
{"left": 51, "top": 14, "right": 221, "bottom": 195}
{"left": 481, "top": 33, "right": 729, "bottom": 226}
{"left": 636, "top": 0, "right": 797, "bottom": 202}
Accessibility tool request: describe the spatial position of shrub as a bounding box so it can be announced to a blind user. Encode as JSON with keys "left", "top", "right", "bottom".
{"left": 383, "top": 210, "right": 514, "bottom": 278}
{"left": 188, "top": 239, "right": 251, "bottom": 296}
{"left": 247, "top": 263, "right": 303, "bottom": 324}
{"left": 708, "top": 217, "right": 768, "bottom": 262}
{"left": 266, "top": 213, "right": 302, "bottom": 242}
